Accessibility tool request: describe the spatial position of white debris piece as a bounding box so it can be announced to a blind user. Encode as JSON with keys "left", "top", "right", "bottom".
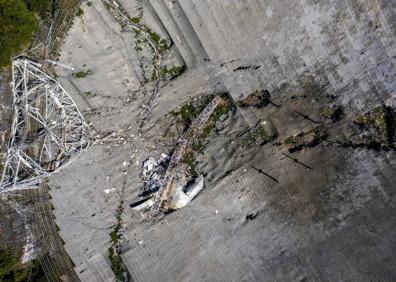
{"left": 104, "top": 188, "right": 116, "bottom": 194}
{"left": 142, "top": 157, "right": 157, "bottom": 176}
{"left": 170, "top": 175, "right": 205, "bottom": 210}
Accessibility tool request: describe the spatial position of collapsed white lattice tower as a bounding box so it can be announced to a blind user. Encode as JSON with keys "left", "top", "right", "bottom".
{"left": 0, "top": 58, "right": 91, "bottom": 192}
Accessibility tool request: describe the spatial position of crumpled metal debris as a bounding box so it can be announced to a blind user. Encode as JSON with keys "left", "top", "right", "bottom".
{"left": 139, "top": 153, "right": 170, "bottom": 197}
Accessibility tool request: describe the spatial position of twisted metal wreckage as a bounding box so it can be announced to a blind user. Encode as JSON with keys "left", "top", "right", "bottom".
{"left": 2, "top": 41, "right": 219, "bottom": 218}
{"left": 0, "top": 57, "right": 215, "bottom": 216}
{"left": 131, "top": 96, "right": 223, "bottom": 216}
{"left": 0, "top": 58, "right": 91, "bottom": 192}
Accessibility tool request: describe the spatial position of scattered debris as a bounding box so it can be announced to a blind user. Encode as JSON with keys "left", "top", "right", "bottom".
{"left": 246, "top": 211, "right": 258, "bottom": 220}
{"left": 0, "top": 58, "right": 92, "bottom": 191}
{"left": 283, "top": 126, "right": 327, "bottom": 153}
{"left": 237, "top": 89, "right": 273, "bottom": 108}
{"left": 170, "top": 175, "right": 204, "bottom": 210}
{"left": 352, "top": 105, "right": 396, "bottom": 149}
{"left": 131, "top": 95, "right": 224, "bottom": 217}
{"left": 104, "top": 188, "right": 116, "bottom": 194}
{"left": 139, "top": 154, "right": 170, "bottom": 197}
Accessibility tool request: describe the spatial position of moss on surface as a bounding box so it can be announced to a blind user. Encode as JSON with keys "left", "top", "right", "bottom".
{"left": 283, "top": 127, "right": 327, "bottom": 153}
{"left": 352, "top": 105, "right": 396, "bottom": 148}
{"left": 354, "top": 106, "right": 387, "bottom": 129}
{"left": 320, "top": 107, "right": 343, "bottom": 121}
{"left": 183, "top": 152, "right": 197, "bottom": 176}
{"left": 130, "top": 17, "right": 140, "bottom": 24}
{"left": 108, "top": 198, "right": 129, "bottom": 281}
{"left": 148, "top": 30, "right": 169, "bottom": 54}
{"left": 161, "top": 65, "right": 185, "bottom": 79}
{"left": 165, "top": 93, "right": 233, "bottom": 176}
{"left": 237, "top": 89, "right": 271, "bottom": 108}
{"left": 72, "top": 69, "right": 91, "bottom": 78}
{"left": 76, "top": 7, "right": 84, "bottom": 17}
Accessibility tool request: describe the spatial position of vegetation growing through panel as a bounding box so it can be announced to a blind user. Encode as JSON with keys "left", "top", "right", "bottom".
{"left": 72, "top": 69, "right": 91, "bottom": 78}
{"left": 76, "top": 7, "right": 84, "bottom": 17}
{"left": 108, "top": 197, "right": 129, "bottom": 281}
{"left": 161, "top": 65, "right": 186, "bottom": 80}
{"left": 321, "top": 106, "right": 343, "bottom": 121}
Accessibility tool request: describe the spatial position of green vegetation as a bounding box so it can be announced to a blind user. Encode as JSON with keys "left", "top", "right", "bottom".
{"left": 23, "top": 0, "right": 51, "bottom": 18}
{"left": 0, "top": 247, "right": 46, "bottom": 282}
{"left": 0, "top": 0, "right": 40, "bottom": 69}
{"left": 173, "top": 93, "right": 233, "bottom": 175}
{"left": 76, "top": 8, "right": 84, "bottom": 17}
{"left": 72, "top": 69, "right": 91, "bottom": 78}
{"left": 130, "top": 17, "right": 140, "bottom": 24}
{"left": 175, "top": 93, "right": 232, "bottom": 130}
{"left": 354, "top": 106, "right": 388, "bottom": 130}
{"left": 283, "top": 127, "right": 327, "bottom": 153}
{"left": 353, "top": 105, "right": 396, "bottom": 148}
{"left": 161, "top": 65, "right": 186, "bottom": 80}
{"left": 237, "top": 89, "right": 271, "bottom": 108}
{"left": 148, "top": 30, "right": 169, "bottom": 54}
{"left": 184, "top": 152, "right": 197, "bottom": 176}
{"left": 108, "top": 198, "right": 128, "bottom": 282}
{"left": 192, "top": 140, "right": 204, "bottom": 152}
{"left": 321, "top": 106, "right": 343, "bottom": 121}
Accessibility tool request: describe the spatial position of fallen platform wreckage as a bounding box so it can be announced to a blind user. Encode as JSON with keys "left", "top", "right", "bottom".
{"left": 131, "top": 96, "right": 223, "bottom": 216}
{"left": 0, "top": 58, "right": 91, "bottom": 192}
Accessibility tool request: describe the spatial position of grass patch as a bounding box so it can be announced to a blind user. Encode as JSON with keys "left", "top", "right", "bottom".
{"left": 148, "top": 30, "right": 169, "bottom": 54}
{"left": 353, "top": 105, "right": 396, "bottom": 148}
{"left": 161, "top": 65, "right": 185, "bottom": 80}
{"left": 183, "top": 152, "right": 196, "bottom": 176}
{"left": 108, "top": 198, "right": 128, "bottom": 281}
{"left": 72, "top": 69, "right": 91, "bottom": 78}
{"left": 321, "top": 106, "right": 343, "bottom": 121}
{"left": 76, "top": 7, "right": 84, "bottom": 17}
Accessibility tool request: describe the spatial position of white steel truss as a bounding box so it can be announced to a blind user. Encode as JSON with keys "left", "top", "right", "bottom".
{"left": 0, "top": 58, "right": 91, "bottom": 192}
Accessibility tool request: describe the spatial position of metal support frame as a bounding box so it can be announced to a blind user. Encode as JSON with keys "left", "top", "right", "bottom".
{"left": 0, "top": 58, "right": 91, "bottom": 192}
{"left": 150, "top": 95, "right": 223, "bottom": 216}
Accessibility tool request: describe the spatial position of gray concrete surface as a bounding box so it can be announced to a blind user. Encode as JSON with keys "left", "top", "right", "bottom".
{"left": 46, "top": 0, "right": 396, "bottom": 281}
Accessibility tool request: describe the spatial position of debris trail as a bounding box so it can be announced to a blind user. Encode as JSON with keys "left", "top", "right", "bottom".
{"left": 104, "top": 0, "right": 164, "bottom": 124}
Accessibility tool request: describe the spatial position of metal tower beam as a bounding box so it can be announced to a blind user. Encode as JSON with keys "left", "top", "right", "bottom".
{"left": 0, "top": 58, "right": 91, "bottom": 192}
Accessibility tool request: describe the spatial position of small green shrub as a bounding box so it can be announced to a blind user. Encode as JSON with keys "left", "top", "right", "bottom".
{"left": 72, "top": 69, "right": 91, "bottom": 78}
